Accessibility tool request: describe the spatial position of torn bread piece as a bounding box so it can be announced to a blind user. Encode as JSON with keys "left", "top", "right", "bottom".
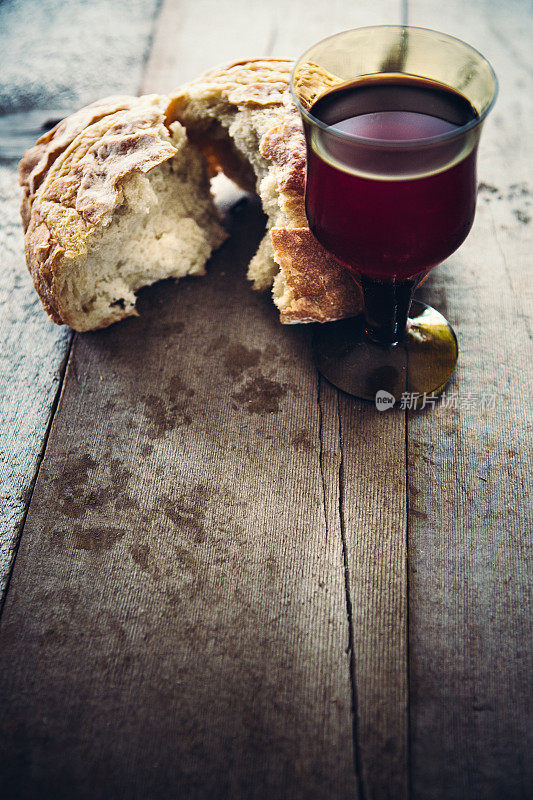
{"left": 20, "top": 95, "right": 226, "bottom": 331}
{"left": 169, "top": 59, "right": 361, "bottom": 323}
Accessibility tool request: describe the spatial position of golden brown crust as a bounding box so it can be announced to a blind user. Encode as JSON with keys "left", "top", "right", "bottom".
{"left": 19, "top": 96, "right": 138, "bottom": 231}
{"left": 259, "top": 112, "right": 308, "bottom": 228}
{"left": 291, "top": 61, "right": 340, "bottom": 110}
{"left": 21, "top": 96, "right": 182, "bottom": 328}
{"left": 271, "top": 228, "right": 361, "bottom": 323}
{"left": 168, "top": 59, "right": 294, "bottom": 113}
{"left": 37, "top": 108, "right": 176, "bottom": 224}
{"left": 260, "top": 112, "right": 306, "bottom": 196}
{"left": 23, "top": 208, "right": 65, "bottom": 324}
{"left": 168, "top": 59, "right": 297, "bottom": 193}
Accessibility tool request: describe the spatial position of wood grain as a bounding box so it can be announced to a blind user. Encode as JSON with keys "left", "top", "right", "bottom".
{"left": 0, "top": 166, "right": 72, "bottom": 604}
{"left": 141, "top": 0, "right": 275, "bottom": 91}
{"left": 406, "top": 1, "right": 533, "bottom": 797}
{"left": 0, "top": 0, "right": 162, "bottom": 604}
{"left": 146, "top": 2, "right": 410, "bottom": 793}
{"left": 0, "top": 0, "right": 414, "bottom": 798}
{"left": 149, "top": 0, "right": 413, "bottom": 794}
{"left": 0, "top": 198, "right": 358, "bottom": 800}
{"left": 339, "top": 393, "right": 408, "bottom": 800}
{"left": 7, "top": 1, "right": 528, "bottom": 798}
{"left": 3, "top": 0, "right": 529, "bottom": 795}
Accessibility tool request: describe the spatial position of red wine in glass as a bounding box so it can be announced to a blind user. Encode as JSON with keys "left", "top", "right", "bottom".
{"left": 291, "top": 26, "right": 497, "bottom": 401}
{"left": 306, "top": 76, "right": 479, "bottom": 280}
{"left": 305, "top": 76, "right": 479, "bottom": 343}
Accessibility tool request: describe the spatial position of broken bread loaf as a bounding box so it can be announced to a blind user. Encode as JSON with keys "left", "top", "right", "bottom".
{"left": 20, "top": 94, "right": 227, "bottom": 331}
{"left": 20, "top": 62, "right": 361, "bottom": 331}
{"left": 168, "top": 59, "right": 361, "bottom": 323}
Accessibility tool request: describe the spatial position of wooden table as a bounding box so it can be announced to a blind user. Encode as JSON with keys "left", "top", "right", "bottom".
{"left": 0, "top": 1, "right": 531, "bottom": 798}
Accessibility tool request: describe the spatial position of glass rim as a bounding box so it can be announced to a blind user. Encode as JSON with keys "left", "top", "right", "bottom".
{"left": 290, "top": 25, "right": 499, "bottom": 151}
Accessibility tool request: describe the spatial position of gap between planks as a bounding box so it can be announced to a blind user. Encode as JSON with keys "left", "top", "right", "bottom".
{"left": 0, "top": 3, "right": 165, "bottom": 611}
{"left": 336, "top": 388, "right": 368, "bottom": 800}
{"left": 0, "top": 336, "right": 74, "bottom": 617}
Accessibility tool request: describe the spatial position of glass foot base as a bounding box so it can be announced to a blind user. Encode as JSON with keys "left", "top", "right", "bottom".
{"left": 313, "top": 301, "right": 458, "bottom": 403}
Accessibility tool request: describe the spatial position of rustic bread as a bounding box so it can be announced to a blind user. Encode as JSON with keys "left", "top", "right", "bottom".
{"left": 20, "top": 94, "right": 226, "bottom": 331}
{"left": 21, "top": 61, "right": 361, "bottom": 331}
{"left": 169, "top": 59, "right": 361, "bottom": 323}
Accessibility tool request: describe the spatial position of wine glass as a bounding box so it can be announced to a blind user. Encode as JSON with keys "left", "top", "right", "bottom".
{"left": 291, "top": 26, "right": 498, "bottom": 403}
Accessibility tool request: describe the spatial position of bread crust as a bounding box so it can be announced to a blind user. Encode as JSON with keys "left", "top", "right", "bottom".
{"left": 20, "top": 95, "right": 228, "bottom": 330}
{"left": 21, "top": 97, "right": 181, "bottom": 327}
{"left": 19, "top": 95, "right": 138, "bottom": 231}
{"left": 167, "top": 59, "right": 295, "bottom": 113}
{"left": 271, "top": 227, "right": 361, "bottom": 323}
{"left": 170, "top": 58, "right": 361, "bottom": 323}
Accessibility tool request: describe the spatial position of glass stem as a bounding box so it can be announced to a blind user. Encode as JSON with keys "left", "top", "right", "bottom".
{"left": 359, "top": 276, "right": 418, "bottom": 346}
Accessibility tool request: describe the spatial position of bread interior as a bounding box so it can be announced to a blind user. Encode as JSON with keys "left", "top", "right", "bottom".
{"left": 59, "top": 124, "right": 226, "bottom": 330}
{"left": 177, "top": 102, "right": 295, "bottom": 293}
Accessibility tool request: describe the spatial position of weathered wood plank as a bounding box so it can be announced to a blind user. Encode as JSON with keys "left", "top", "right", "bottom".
{"left": 0, "top": 0, "right": 161, "bottom": 118}
{"left": 270, "top": 3, "right": 409, "bottom": 795}
{"left": 151, "top": 0, "right": 411, "bottom": 796}
{"left": 142, "top": 0, "right": 402, "bottom": 92}
{"left": 0, "top": 168, "right": 71, "bottom": 603}
{"left": 0, "top": 0, "right": 162, "bottom": 603}
{"left": 406, "top": 1, "right": 533, "bottom": 797}
{"left": 142, "top": 0, "right": 274, "bottom": 91}
{"left": 339, "top": 394, "right": 408, "bottom": 800}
